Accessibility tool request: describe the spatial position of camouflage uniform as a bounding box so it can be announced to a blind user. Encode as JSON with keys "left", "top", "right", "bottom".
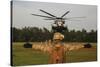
{"left": 49, "top": 32, "right": 66, "bottom": 63}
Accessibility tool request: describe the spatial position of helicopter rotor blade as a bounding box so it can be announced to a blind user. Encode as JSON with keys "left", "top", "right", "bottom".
{"left": 61, "top": 11, "right": 70, "bottom": 18}
{"left": 65, "top": 19, "right": 81, "bottom": 21}
{"left": 40, "top": 9, "right": 57, "bottom": 17}
{"left": 44, "top": 18, "right": 56, "bottom": 20}
{"left": 31, "top": 14, "right": 54, "bottom": 19}
{"left": 64, "top": 16, "right": 86, "bottom": 19}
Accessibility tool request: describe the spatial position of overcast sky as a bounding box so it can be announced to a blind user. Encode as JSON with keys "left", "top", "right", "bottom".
{"left": 12, "top": 1, "right": 97, "bottom": 32}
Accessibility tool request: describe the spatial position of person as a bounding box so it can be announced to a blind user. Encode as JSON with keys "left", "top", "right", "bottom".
{"left": 48, "top": 32, "right": 66, "bottom": 63}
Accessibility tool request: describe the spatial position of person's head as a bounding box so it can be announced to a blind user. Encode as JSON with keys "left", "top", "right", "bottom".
{"left": 53, "top": 32, "right": 64, "bottom": 43}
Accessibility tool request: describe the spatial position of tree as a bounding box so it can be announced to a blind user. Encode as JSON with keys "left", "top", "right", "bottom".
{"left": 12, "top": 27, "right": 97, "bottom": 42}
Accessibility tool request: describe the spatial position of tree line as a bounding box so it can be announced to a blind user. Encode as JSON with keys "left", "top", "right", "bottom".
{"left": 12, "top": 26, "right": 97, "bottom": 42}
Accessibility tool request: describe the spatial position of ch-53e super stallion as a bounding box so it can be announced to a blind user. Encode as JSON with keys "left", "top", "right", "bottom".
{"left": 31, "top": 9, "right": 85, "bottom": 33}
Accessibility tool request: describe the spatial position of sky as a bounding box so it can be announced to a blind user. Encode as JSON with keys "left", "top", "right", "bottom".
{"left": 12, "top": 1, "right": 97, "bottom": 32}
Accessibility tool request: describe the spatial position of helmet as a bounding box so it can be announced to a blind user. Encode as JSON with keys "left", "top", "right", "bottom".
{"left": 53, "top": 32, "right": 64, "bottom": 40}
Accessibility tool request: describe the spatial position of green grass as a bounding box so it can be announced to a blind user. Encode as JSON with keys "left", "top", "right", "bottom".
{"left": 12, "top": 42, "right": 97, "bottom": 66}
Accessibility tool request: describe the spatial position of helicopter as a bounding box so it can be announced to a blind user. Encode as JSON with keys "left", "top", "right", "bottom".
{"left": 31, "top": 9, "right": 85, "bottom": 33}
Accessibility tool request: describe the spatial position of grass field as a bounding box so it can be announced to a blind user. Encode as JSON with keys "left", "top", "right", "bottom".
{"left": 12, "top": 42, "right": 97, "bottom": 66}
